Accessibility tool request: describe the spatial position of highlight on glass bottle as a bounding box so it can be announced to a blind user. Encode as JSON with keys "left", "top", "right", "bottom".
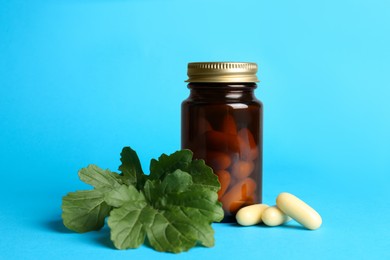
{"left": 181, "top": 62, "right": 263, "bottom": 221}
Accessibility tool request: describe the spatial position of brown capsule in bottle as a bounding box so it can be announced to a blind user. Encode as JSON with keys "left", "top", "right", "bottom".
{"left": 221, "top": 114, "right": 237, "bottom": 135}
{"left": 197, "top": 117, "right": 213, "bottom": 134}
{"left": 205, "top": 151, "right": 231, "bottom": 170}
{"left": 205, "top": 130, "right": 240, "bottom": 152}
{"left": 231, "top": 160, "right": 254, "bottom": 179}
{"left": 221, "top": 178, "right": 257, "bottom": 213}
{"left": 216, "top": 170, "right": 231, "bottom": 199}
{"left": 238, "top": 128, "right": 258, "bottom": 161}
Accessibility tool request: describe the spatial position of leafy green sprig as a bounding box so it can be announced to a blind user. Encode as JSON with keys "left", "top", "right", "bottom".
{"left": 62, "top": 147, "right": 223, "bottom": 253}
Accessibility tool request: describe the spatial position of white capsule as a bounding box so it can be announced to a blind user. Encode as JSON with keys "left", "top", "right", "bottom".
{"left": 261, "top": 206, "right": 291, "bottom": 226}
{"left": 276, "top": 192, "right": 322, "bottom": 230}
{"left": 236, "top": 204, "right": 269, "bottom": 226}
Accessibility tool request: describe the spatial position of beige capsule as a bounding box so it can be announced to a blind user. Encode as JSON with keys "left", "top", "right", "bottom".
{"left": 261, "top": 206, "right": 291, "bottom": 226}
{"left": 276, "top": 192, "right": 322, "bottom": 230}
{"left": 235, "top": 204, "right": 269, "bottom": 226}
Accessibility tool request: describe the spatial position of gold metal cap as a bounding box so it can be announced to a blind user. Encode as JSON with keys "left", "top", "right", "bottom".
{"left": 185, "top": 62, "right": 259, "bottom": 83}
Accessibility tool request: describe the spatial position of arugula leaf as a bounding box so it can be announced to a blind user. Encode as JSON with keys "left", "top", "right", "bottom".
{"left": 142, "top": 179, "right": 162, "bottom": 208}
{"left": 144, "top": 208, "right": 199, "bottom": 253}
{"left": 160, "top": 169, "right": 193, "bottom": 194}
{"left": 62, "top": 148, "right": 224, "bottom": 253}
{"left": 119, "top": 147, "right": 145, "bottom": 188}
{"left": 183, "top": 159, "right": 220, "bottom": 192}
{"left": 104, "top": 185, "right": 145, "bottom": 208}
{"left": 165, "top": 187, "right": 223, "bottom": 222}
{"left": 150, "top": 169, "right": 222, "bottom": 222}
{"left": 149, "top": 149, "right": 193, "bottom": 180}
{"left": 62, "top": 165, "right": 123, "bottom": 233}
{"left": 149, "top": 150, "right": 220, "bottom": 192}
{"left": 108, "top": 202, "right": 150, "bottom": 249}
{"left": 107, "top": 169, "right": 223, "bottom": 252}
{"left": 78, "top": 165, "right": 122, "bottom": 189}
{"left": 147, "top": 207, "right": 215, "bottom": 250}
{"left": 62, "top": 189, "right": 111, "bottom": 233}
{"left": 142, "top": 170, "right": 193, "bottom": 209}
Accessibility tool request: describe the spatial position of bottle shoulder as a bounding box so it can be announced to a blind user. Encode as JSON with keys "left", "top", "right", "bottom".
{"left": 182, "top": 99, "right": 262, "bottom": 111}
{"left": 182, "top": 96, "right": 262, "bottom": 105}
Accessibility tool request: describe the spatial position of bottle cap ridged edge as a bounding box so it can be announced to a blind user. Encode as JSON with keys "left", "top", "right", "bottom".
{"left": 186, "top": 62, "right": 259, "bottom": 83}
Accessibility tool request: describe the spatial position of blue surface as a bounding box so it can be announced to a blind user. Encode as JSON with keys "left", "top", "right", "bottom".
{"left": 1, "top": 0, "right": 389, "bottom": 259}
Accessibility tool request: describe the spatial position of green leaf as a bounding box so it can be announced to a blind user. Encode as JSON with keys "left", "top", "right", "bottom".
{"left": 109, "top": 202, "right": 203, "bottom": 253}
{"left": 165, "top": 187, "right": 224, "bottom": 223}
{"left": 148, "top": 171, "right": 223, "bottom": 250}
{"left": 107, "top": 202, "right": 150, "bottom": 250}
{"left": 142, "top": 179, "right": 161, "bottom": 207}
{"left": 104, "top": 185, "right": 145, "bottom": 208}
{"left": 183, "top": 159, "right": 220, "bottom": 192}
{"left": 62, "top": 189, "right": 111, "bottom": 233}
{"left": 119, "top": 147, "right": 145, "bottom": 188}
{"left": 160, "top": 169, "right": 193, "bottom": 194}
{"left": 78, "top": 165, "right": 122, "bottom": 189}
{"left": 144, "top": 208, "right": 198, "bottom": 253}
{"left": 149, "top": 149, "right": 193, "bottom": 180}
{"left": 172, "top": 207, "right": 216, "bottom": 247}
{"left": 150, "top": 207, "right": 215, "bottom": 249}
{"left": 142, "top": 170, "right": 193, "bottom": 208}
{"left": 108, "top": 170, "right": 223, "bottom": 252}
{"left": 62, "top": 147, "right": 224, "bottom": 253}
{"left": 149, "top": 150, "right": 220, "bottom": 192}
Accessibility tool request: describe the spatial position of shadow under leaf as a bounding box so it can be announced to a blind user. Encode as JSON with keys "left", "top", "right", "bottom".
{"left": 94, "top": 226, "right": 116, "bottom": 249}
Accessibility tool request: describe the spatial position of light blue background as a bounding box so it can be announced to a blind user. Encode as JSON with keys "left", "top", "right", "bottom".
{"left": 1, "top": 0, "right": 389, "bottom": 259}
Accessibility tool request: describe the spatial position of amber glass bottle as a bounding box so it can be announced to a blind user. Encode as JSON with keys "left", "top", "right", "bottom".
{"left": 181, "top": 62, "right": 263, "bottom": 222}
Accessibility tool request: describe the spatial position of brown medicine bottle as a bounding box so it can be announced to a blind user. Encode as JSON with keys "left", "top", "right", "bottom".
{"left": 181, "top": 62, "right": 263, "bottom": 222}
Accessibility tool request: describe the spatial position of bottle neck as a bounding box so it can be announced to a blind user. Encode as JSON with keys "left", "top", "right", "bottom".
{"left": 187, "top": 83, "right": 257, "bottom": 102}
